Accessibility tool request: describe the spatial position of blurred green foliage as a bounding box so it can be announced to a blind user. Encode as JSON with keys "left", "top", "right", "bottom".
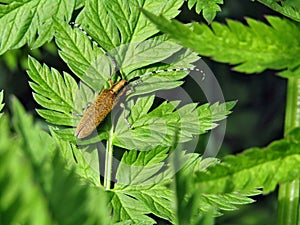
{"left": 0, "top": 1, "right": 287, "bottom": 225}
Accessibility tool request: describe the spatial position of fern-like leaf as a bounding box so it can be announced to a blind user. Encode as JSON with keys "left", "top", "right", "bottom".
{"left": 141, "top": 10, "right": 300, "bottom": 74}
{"left": 109, "top": 186, "right": 174, "bottom": 224}
{"left": 54, "top": 0, "right": 190, "bottom": 92}
{"left": 26, "top": 52, "right": 230, "bottom": 148}
{"left": 111, "top": 147, "right": 176, "bottom": 223}
{"left": 112, "top": 148, "right": 258, "bottom": 223}
{"left": 187, "top": 0, "right": 223, "bottom": 23}
{"left": 257, "top": 0, "right": 300, "bottom": 22}
{"left": 54, "top": 18, "right": 112, "bottom": 91}
{"left": 37, "top": 0, "right": 222, "bottom": 145}
{"left": 173, "top": 151, "right": 261, "bottom": 224}
{"left": 27, "top": 56, "right": 79, "bottom": 126}
{"left": 76, "top": 0, "right": 183, "bottom": 50}
{"left": 195, "top": 128, "right": 300, "bottom": 194}
{"left": 113, "top": 96, "right": 235, "bottom": 150}
{"left": 0, "top": 0, "right": 75, "bottom": 54}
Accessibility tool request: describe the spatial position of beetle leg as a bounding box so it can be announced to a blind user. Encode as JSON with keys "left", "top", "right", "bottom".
{"left": 72, "top": 112, "right": 83, "bottom": 117}
{"left": 120, "top": 103, "right": 133, "bottom": 129}
{"left": 73, "top": 101, "right": 93, "bottom": 117}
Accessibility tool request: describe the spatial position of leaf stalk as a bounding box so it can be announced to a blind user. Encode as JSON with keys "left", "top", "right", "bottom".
{"left": 277, "top": 77, "right": 300, "bottom": 225}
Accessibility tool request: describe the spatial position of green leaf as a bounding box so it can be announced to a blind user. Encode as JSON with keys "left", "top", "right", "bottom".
{"left": 141, "top": 10, "right": 300, "bottom": 74}
{"left": 187, "top": 0, "right": 223, "bottom": 23}
{"left": 174, "top": 159, "right": 209, "bottom": 224}
{"left": 125, "top": 47, "right": 199, "bottom": 97}
{"left": 117, "top": 186, "right": 175, "bottom": 223}
{"left": 73, "top": 0, "right": 198, "bottom": 89}
{"left": 54, "top": 20, "right": 198, "bottom": 92}
{"left": 115, "top": 146, "right": 169, "bottom": 186}
{"left": 197, "top": 101, "right": 236, "bottom": 133}
{"left": 257, "top": 0, "right": 300, "bottom": 22}
{"left": 53, "top": 0, "right": 191, "bottom": 92}
{"left": 76, "top": 0, "right": 183, "bottom": 50}
{"left": 43, "top": 0, "right": 209, "bottom": 146}
{"left": 27, "top": 56, "right": 79, "bottom": 127}
{"left": 50, "top": 129, "right": 101, "bottom": 186}
{"left": 113, "top": 149, "right": 202, "bottom": 223}
{"left": 27, "top": 56, "right": 110, "bottom": 143}
{"left": 11, "top": 96, "right": 57, "bottom": 164}
{"left": 195, "top": 128, "right": 300, "bottom": 194}
{"left": 114, "top": 147, "right": 260, "bottom": 223}
{"left": 279, "top": 66, "right": 300, "bottom": 79}
{"left": 113, "top": 148, "right": 176, "bottom": 222}
{"left": 0, "top": 0, "right": 75, "bottom": 54}
{"left": 199, "top": 190, "right": 260, "bottom": 214}
{"left": 0, "top": 97, "right": 112, "bottom": 225}
{"left": 113, "top": 98, "right": 235, "bottom": 150}
{"left": 0, "top": 90, "right": 4, "bottom": 117}
{"left": 171, "top": 151, "right": 260, "bottom": 225}
{"left": 54, "top": 18, "right": 113, "bottom": 91}
{"left": 108, "top": 190, "right": 156, "bottom": 224}
{"left": 27, "top": 53, "right": 111, "bottom": 142}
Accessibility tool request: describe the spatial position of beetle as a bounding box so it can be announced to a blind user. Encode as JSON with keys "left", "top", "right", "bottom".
{"left": 74, "top": 67, "right": 204, "bottom": 139}
{"left": 74, "top": 78, "right": 128, "bottom": 139}
{"left": 71, "top": 22, "right": 205, "bottom": 138}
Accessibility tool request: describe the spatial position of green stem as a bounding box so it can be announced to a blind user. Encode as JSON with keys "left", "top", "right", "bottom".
{"left": 104, "top": 126, "right": 114, "bottom": 190}
{"left": 277, "top": 78, "right": 300, "bottom": 225}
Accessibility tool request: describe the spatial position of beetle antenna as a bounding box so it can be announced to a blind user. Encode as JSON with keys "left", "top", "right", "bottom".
{"left": 70, "top": 22, "right": 118, "bottom": 77}
{"left": 129, "top": 67, "right": 206, "bottom": 88}
{"left": 70, "top": 22, "right": 205, "bottom": 85}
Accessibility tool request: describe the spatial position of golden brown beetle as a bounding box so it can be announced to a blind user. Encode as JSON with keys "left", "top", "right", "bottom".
{"left": 74, "top": 68, "right": 204, "bottom": 139}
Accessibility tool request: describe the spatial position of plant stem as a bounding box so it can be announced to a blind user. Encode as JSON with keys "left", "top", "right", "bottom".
{"left": 104, "top": 126, "right": 114, "bottom": 190}
{"left": 277, "top": 78, "right": 300, "bottom": 225}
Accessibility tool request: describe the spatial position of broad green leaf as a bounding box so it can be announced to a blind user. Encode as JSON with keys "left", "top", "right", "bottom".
{"left": 195, "top": 128, "right": 300, "bottom": 194}
{"left": 0, "top": 90, "right": 4, "bottom": 118}
{"left": 174, "top": 157, "right": 206, "bottom": 225}
{"left": 0, "top": 0, "right": 75, "bottom": 54}
{"left": 187, "top": 0, "right": 223, "bottom": 23}
{"left": 257, "top": 0, "right": 300, "bottom": 22}
{"left": 113, "top": 96, "right": 183, "bottom": 150}
{"left": 112, "top": 35, "right": 191, "bottom": 76}
{"left": 116, "top": 149, "right": 203, "bottom": 187}
{"left": 141, "top": 10, "right": 300, "bottom": 74}
{"left": 125, "top": 48, "right": 199, "bottom": 97}
{"left": 0, "top": 126, "right": 52, "bottom": 225}
{"left": 197, "top": 101, "right": 236, "bottom": 133}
